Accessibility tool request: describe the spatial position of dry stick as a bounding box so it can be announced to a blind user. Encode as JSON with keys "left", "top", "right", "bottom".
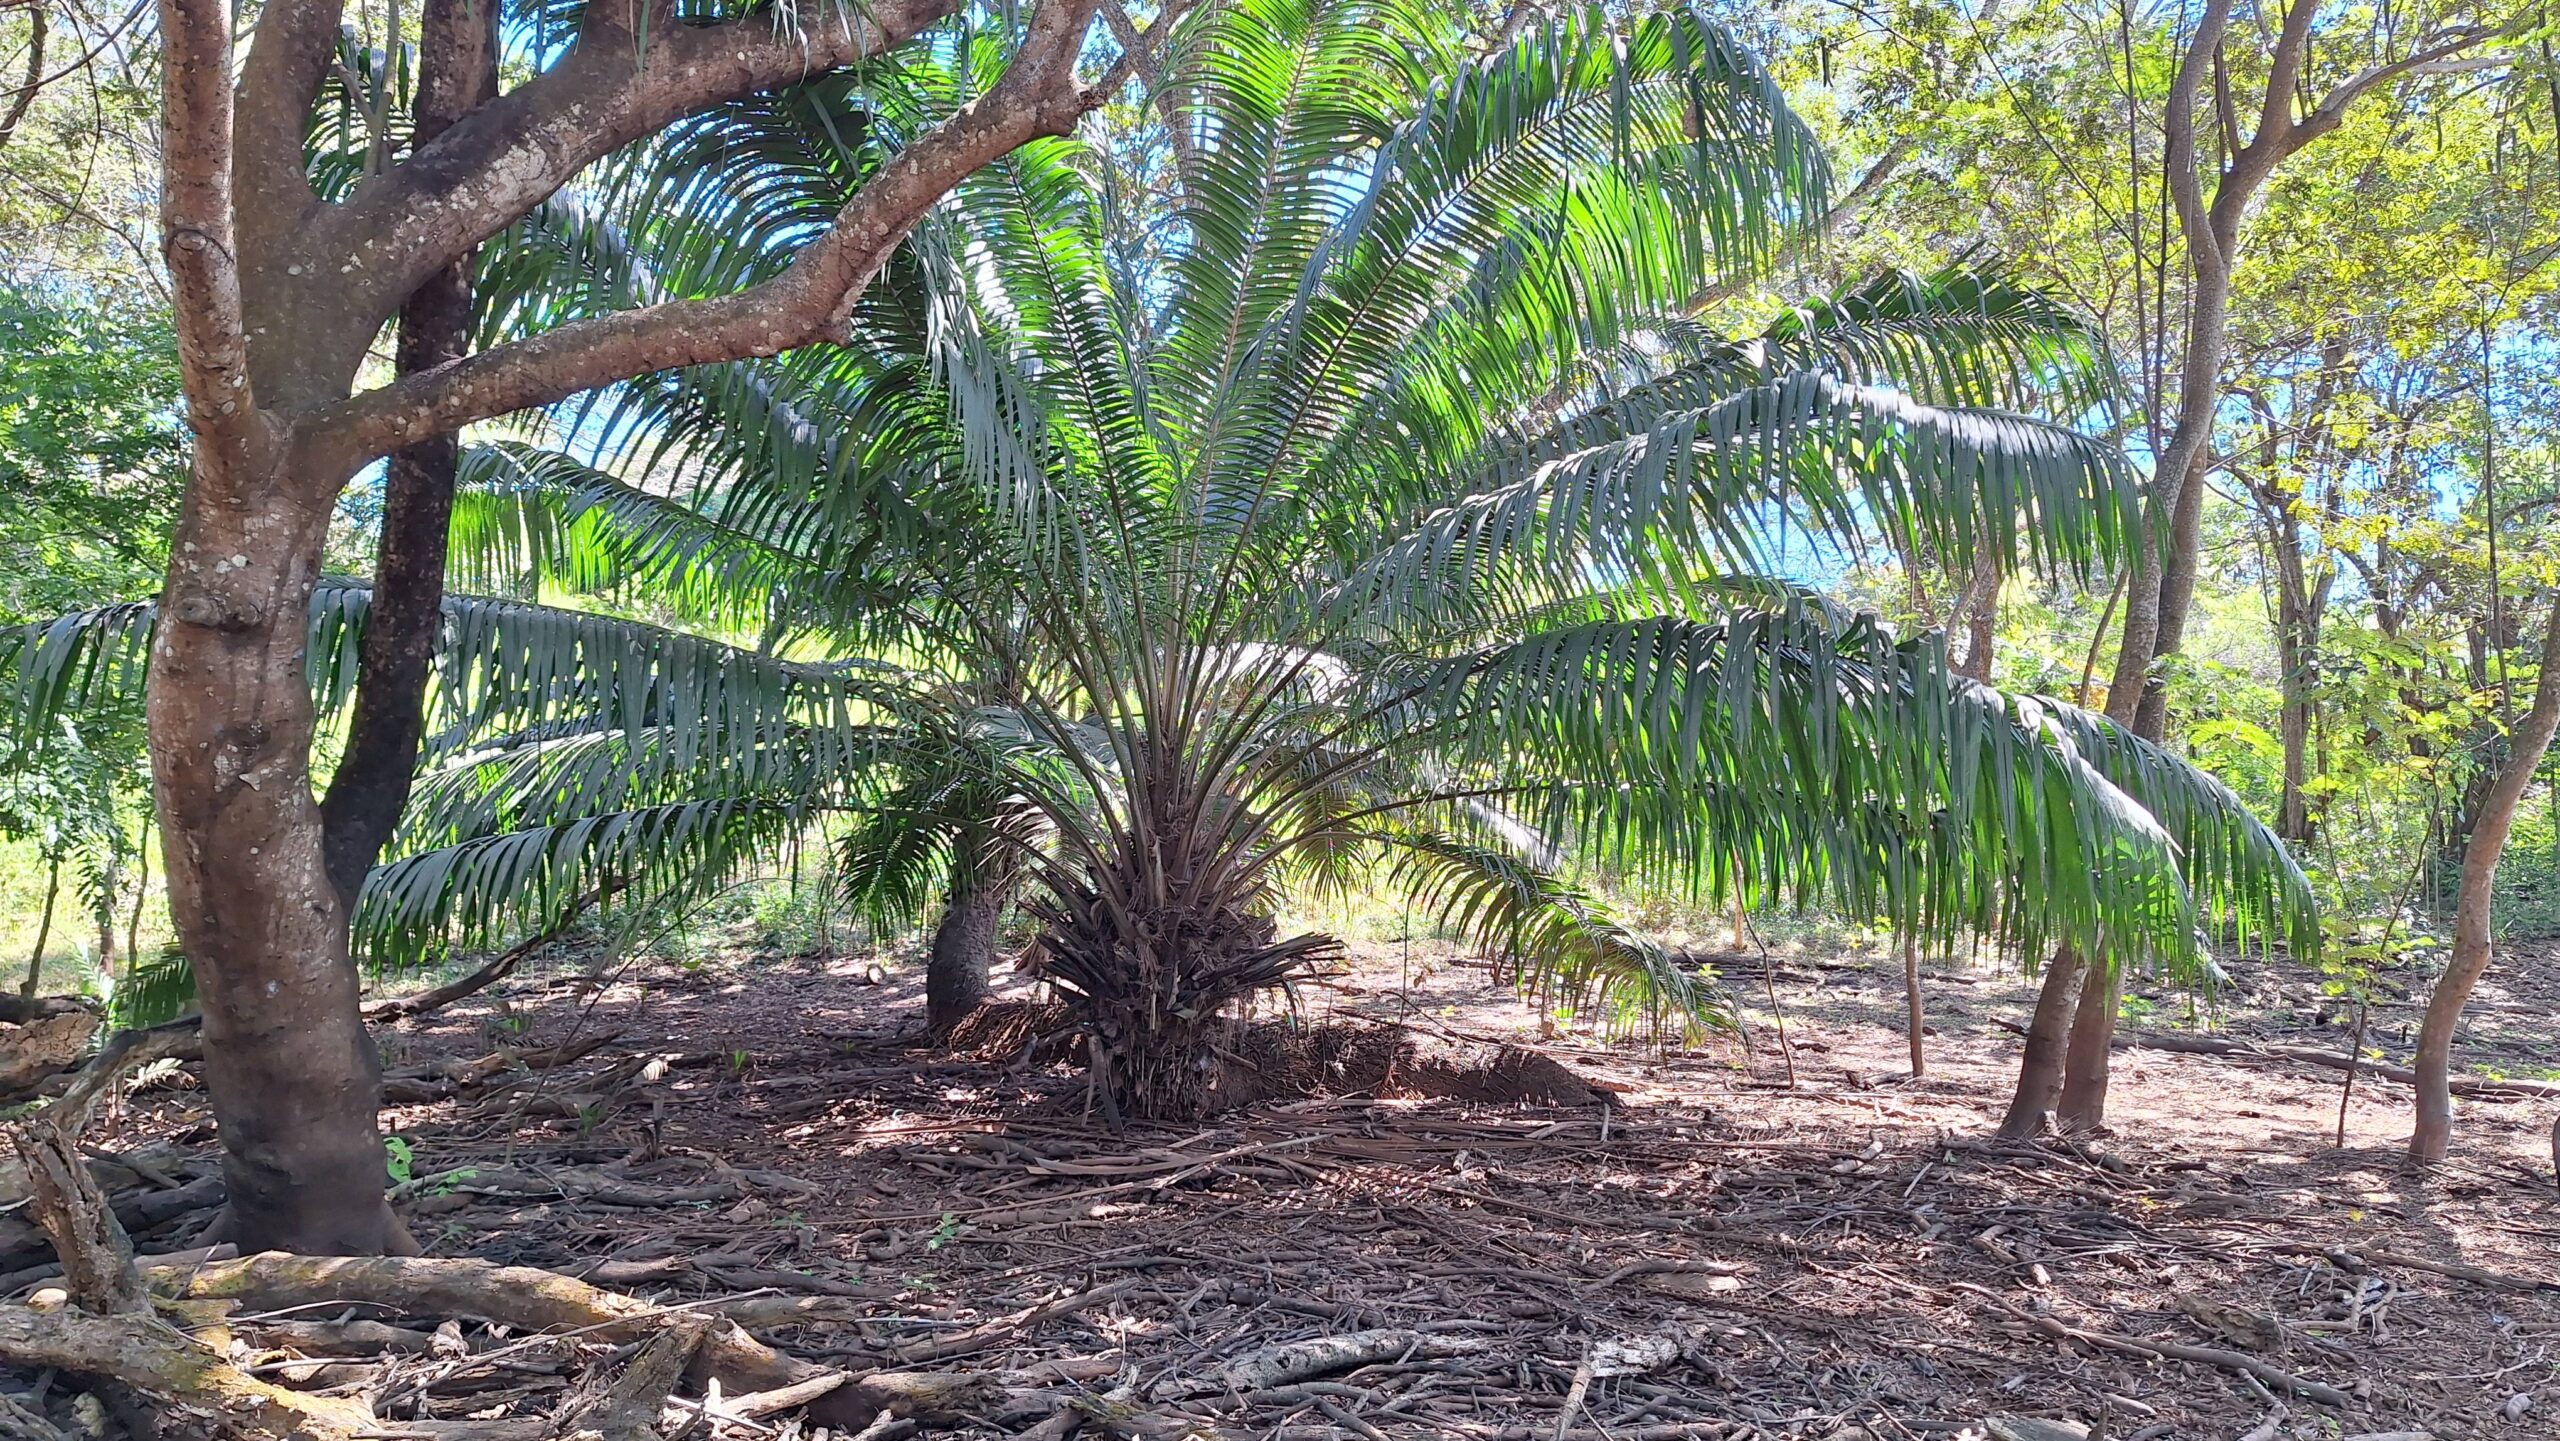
{"left": 1954, "top": 1283, "right": 2350, "bottom": 1406}
{"left": 1740, "top": 912, "right": 1796, "bottom": 1090}
{"left": 2332, "top": 991, "right": 2370, "bottom": 1148}
{"left": 1551, "top": 1346, "right": 1595, "bottom": 1441}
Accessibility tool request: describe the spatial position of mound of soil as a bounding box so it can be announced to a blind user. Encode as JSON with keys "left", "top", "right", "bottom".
{"left": 1208, "top": 1019, "right": 1617, "bottom": 1109}
{"left": 942, "top": 1002, "right": 1617, "bottom": 1110}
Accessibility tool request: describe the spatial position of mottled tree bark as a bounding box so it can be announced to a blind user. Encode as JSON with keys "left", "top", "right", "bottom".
{"left": 146, "top": 0, "right": 1101, "bottom": 1252}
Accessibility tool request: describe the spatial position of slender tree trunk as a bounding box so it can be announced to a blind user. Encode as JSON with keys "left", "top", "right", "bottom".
{"left": 1901, "top": 931, "right": 1925, "bottom": 1079}
{"left": 925, "top": 879, "right": 1005, "bottom": 1034}
{"left": 317, "top": 0, "right": 496, "bottom": 907}
{"left": 1955, "top": 548, "right": 1999, "bottom": 683}
{"left": 121, "top": 832, "right": 147, "bottom": 981}
{"left": 2410, "top": 602, "right": 2560, "bottom": 1165}
{"left": 1997, "top": 945, "right": 2084, "bottom": 1139}
{"left": 19, "top": 858, "right": 59, "bottom": 999}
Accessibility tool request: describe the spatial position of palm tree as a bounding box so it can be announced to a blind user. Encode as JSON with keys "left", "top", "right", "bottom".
{"left": 3, "top": 3, "right": 2315, "bottom": 1116}
{"left": 442, "top": 0, "right": 2314, "bottom": 1114}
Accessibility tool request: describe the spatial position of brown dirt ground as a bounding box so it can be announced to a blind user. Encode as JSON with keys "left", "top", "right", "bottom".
{"left": 82, "top": 932, "right": 2560, "bottom": 1439}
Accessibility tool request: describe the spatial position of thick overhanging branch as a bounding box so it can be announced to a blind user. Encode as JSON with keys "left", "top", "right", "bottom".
{"left": 310, "top": 0, "right": 966, "bottom": 330}
{"left": 303, "top": 0, "right": 1102, "bottom": 476}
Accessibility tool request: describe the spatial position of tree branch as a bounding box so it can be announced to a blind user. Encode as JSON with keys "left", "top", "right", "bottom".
{"left": 157, "top": 0, "right": 272, "bottom": 479}
{"left": 232, "top": 0, "right": 347, "bottom": 253}
{"left": 1095, "top": 0, "right": 1201, "bottom": 184}
{"left": 312, "top": 0, "right": 967, "bottom": 334}
{"left": 0, "top": 4, "right": 45, "bottom": 156}
{"left": 304, "top": 0, "right": 1101, "bottom": 475}
{"left": 2298, "top": 26, "right": 2510, "bottom": 145}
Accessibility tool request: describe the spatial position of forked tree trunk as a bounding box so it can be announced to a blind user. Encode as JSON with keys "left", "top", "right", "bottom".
{"left": 1997, "top": 945, "right": 2084, "bottom": 1139}
{"left": 138, "top": 0, "right": 1094, "bottom": 1248}
{"left": 2410, "top": 603, "right": 2560, "bottom": 1165}
{"left": 924, "top": 881, "right": 1005, "bottom": 1034}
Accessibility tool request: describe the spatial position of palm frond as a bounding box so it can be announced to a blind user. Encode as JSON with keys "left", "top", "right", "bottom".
{"left": 1381, "top": 828, "right": 1733, "bottom": 1037}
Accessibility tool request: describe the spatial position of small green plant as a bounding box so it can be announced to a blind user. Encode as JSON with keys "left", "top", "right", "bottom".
{"left": 727, "top": 1047, "right": 752, "bottom": 1074}
{"left": 425, "top": 1166, "right": 480, "bottom": 1197}
{"left": 383, "top": 1135, "right": 415, "bottom": 1184}
{"left": 925, "top": 1212, "right": 962, "bottom": 1251}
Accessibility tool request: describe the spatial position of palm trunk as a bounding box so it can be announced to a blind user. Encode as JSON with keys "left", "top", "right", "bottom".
{"left": 2410, "top": 602, "right": 2560, "bottom": 1164}
{"left": 19, "top": 858, "right": 60, "bottom": 999}
{"left": 1997, "top": 945, "right": 2084, "bottom": 1139}
{"left": 2055, "top": 955, "right": 2118, "bottom": 1131}
{"left": 924, "top": 880, "right": 1004, "bottom": 1034}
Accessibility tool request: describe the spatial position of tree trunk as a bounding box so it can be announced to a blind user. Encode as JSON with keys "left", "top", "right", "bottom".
{"left": 19, "top": 858, "right": 58, "bottom": 999}
{"left": 1955, "top": 548, "right": 1999, "bottom": 683}
{"left": 138, "top": 0, "right": 1096, "bottom": 1249}
{"left": 2410, "top": 602, "right": 2560, "bottom": 1165}
{"left": 925, "top": 880, "right": 1004, "bottom": 1033}
{"left": 120, "top": 832, "right": 148, "bottom": 984}
{"left": 2055, "top": 954, "right": 2118, "bottom": 1132}
{"left": 316, "top": 0, "right": 496, "bottom": 910}
{"left": 1901, "top": 931, "right": 1925, "bottom": 1079}
{"left": 1997, "top": 945, "right": 2084, "bottom": 1139}
{"left": 150, "top": 475, "right": 395, "bottom": 1255}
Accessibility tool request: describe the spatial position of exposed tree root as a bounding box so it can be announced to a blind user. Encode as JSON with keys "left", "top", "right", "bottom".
{"left": 147, "top": 1252, "right": 1002, "bottom": 1424}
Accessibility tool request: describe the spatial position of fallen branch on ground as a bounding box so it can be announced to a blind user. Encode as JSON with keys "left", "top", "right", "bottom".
{"left": 0, "top": 1303, "right": 374, "bottom": 1440}
{"left": 2267, "top": 1242, "right": 2560, "bottom": 1294}
{"left": 1955, "top": 1282, "right": 2350, "bottom": 1407}
{"left": 365, "top": 904, "right": 598, "bottom": 1025}
{"left": 149, "top": 1252, "right": 1001, "bottom": 1423}
{"left": 8, "top": 1020, "right": 204, "bottom": 1312}
{"left": 2121, "top": 1030, "right": 2560, "bottom": 1099}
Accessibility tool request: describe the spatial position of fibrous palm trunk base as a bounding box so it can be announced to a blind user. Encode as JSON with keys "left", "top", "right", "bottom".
{"left": 1031, "top": 890, "right": 1339, "bottom": 1120}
